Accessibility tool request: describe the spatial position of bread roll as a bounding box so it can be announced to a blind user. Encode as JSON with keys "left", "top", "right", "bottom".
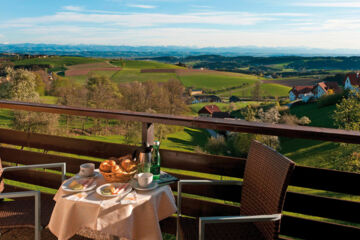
{"left": 121, "top": 159, "right": 137, "bottom": 172}
{"left": 111, "top": 165, "right": 122, "bottom": 173}
{"left": 108, "top": 160, "right": 117, "bottom": 167}
{"left": 100, "top": 161, "right": 111, "bottom": 172}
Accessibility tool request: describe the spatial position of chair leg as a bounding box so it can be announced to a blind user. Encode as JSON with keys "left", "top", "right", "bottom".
{"left": 34, "top": 191, "right": 41, "bottom": 240}
{"left": 199, "top": 219, "right": 205, "bottom": 240}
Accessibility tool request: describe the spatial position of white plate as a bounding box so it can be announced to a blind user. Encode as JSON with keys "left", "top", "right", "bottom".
{"left": 131, "top": 181, "right": 158, "bottom": 191}
{"left": 96, "top": 183, "right": 132, "bottom": 198}
{"left": 75, "top": 171, "right": 101, "bottom": 179}
{"left": 62, "top": 178, "right": 97, "bottom": 192}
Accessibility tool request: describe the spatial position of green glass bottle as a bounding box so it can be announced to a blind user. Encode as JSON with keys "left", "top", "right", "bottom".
{"left": 151, "top": 141, "right": 161, "bottom": 180}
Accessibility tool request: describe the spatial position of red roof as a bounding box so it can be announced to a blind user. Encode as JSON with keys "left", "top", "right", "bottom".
{"left": 345, "top": 73, "right": 360, "bottom": 86}
{"left": 315, "top": 81, "right": 341, "bottom": 94}
{"left": 289, "top": 86, "right": 314, "bottom": 97}
{"left": 325, "top": 82, "right": 341, "bottom": 93}
{"left": 198, "top": 105, "right": 221, "bottom": 115}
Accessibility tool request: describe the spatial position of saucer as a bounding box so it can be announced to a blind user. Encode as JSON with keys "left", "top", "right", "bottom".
{"left": 131, "top": 180, "right": 158, "bottom": 191}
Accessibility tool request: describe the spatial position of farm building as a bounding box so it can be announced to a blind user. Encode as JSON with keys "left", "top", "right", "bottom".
{"left": 192, "top": 95, "right": 221, "bottom": 104}
{"left": 198, "top": 105, "right": 221, "bottom": 117}
{"left": 189, "top": 89, "right": 203, "bottom": 96}
{"left": 313, "top": 82, "right": 341, "bottom": 98}
{"left": 289, "top": 86, "right": 314, "bottom": 102}
{"left": 344, "top": 72, "right": 360, "bottom": 91}
{"left": 289, "top": 81, "right": 340, "bottom": 102}
{"left": 212, "top": 111, "right": 231, "bottom": 119}
{"left": 229, "top": 96, "right": 241, "bottom": 102}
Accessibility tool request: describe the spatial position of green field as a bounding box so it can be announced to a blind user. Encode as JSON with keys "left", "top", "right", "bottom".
{"left": 111, "top": 69, "right": 178, "bottom": 83}
{"left": 179, "top": 74, "right": 258, "bottom": 90}
{"left": 111, "top": 60, "right": 183, "bottom": 69}
{"left": 260, "top": 83, "right": 291, "bottom": 97}
{"left": 68, "top": 70, "right": 119, "bottom": 84}
{"left": 14, "top": 56, "right": 103, "bottom": 71}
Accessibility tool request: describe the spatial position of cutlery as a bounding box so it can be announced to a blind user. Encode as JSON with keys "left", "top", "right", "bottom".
{"left": 116, "top": 189, "right": 133, "bottom": 203}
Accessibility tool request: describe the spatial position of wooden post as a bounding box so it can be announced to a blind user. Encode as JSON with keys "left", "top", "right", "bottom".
{"left": 142, "top": 122, "right": 154, "bottom": 147}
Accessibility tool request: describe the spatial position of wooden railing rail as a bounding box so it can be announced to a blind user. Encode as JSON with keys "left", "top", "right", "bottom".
{"left": 0, "top": 100, "right": 360, "bottom": 144}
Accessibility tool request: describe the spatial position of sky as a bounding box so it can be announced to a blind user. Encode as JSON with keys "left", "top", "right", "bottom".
{"left": 1, "top": 0, "right": 360, "bottom": 49}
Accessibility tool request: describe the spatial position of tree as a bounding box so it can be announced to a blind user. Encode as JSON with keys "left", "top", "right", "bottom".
{"left": 332, "top": 90, "right": 360, "bottom": 172}
{"left": 333, "top": 91, "right": 360, "bottom": 131}
{"left": 252, "top": 82, "right": 261, "bottom": 101}
{"left": 241, "top": 105, "right": 256, "bottom": 121}
{"left": 8, "top": 69, "right": 58, "bottom": 134}
{"left": 86, "top": 75, "right": 121, "bottom": 109}
{"left": 86, "top": 74, "right": 121, "bottom": 134}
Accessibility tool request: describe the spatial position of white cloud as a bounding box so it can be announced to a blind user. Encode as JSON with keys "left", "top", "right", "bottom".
{"left": 62, "top": 5, "right": 84, "bottom": 11}
{"left": 127, "top": 4, "right": 156, "bottom": 9}
{"left": 294, "top": 2, "right": 360, "bottom": 7}
{"left": 9, "top": 26, "right": 360, "bottom": 49}
{"left": 5, "top": 11, "right": 276, "bottom": 28}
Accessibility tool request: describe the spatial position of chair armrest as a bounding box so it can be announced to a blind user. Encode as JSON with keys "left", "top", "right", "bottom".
{"left": 176, "top": 179, "right": 242, "bottom": 240}
{"left": 198, "top": 214, "right": 281, "bottom": 240}
{"left": 3, "top": 162, "right": 67, "bottom": 182}
{"left": 0, "top": 190, "right": 41, "bottom": 240}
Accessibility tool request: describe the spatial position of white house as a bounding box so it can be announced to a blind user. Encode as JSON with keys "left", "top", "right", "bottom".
{"left": 313, "top": 82, "right": 340, "bottom": 98}
{"left": 289, "top": 86, "right": 314, "bottom": 102}
{"left": 344, "top": 73, "right": 360, "bottom": 91}
{"left": 289, "top": 82, "right": 340, "bottom": 102}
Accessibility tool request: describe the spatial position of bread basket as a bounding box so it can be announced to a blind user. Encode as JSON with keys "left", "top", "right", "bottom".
{"left": 100, "top": 155, "right": 138, "bottom": 183}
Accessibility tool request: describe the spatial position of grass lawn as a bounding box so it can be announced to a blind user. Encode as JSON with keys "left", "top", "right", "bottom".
{"left": 179, "top": 74, "right": 258, "bottom": 91}
{"left": 111, "top": 60, "right": 183, "bottom": 69}
{"left": 162, "top": 127, "right": 210, "bottom": 152}
{"left": 279, "top": 103, "right": 341, "bottom": 168}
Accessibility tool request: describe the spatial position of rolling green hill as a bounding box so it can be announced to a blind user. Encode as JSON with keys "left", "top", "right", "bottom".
{"left": 111, "top": 59, "right": 183, "bottom": 69}
{"left": 14, "top": 56, "right": 104, "bottom": 71}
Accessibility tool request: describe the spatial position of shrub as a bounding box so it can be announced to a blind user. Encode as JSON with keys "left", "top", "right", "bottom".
{"left": 318, "top": 92, "right": 344, "bottom": 108}
{"left": 280, "top": 114, "right": 311, "bottom": 126}
{"left": 203, "top": 136, "right": 228, "bottom": 156}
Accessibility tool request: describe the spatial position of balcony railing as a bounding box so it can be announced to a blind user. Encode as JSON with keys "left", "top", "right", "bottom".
{"left": 1, "top": 100, "right": 360, "bottom": 239}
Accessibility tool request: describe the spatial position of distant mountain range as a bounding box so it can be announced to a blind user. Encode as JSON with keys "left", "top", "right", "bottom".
{"left": 1, "top": 43, "right": 360, "bottom": 57}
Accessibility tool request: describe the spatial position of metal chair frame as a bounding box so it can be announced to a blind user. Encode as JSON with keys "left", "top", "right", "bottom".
{"left": 0, "top": 162, "right": 66, "bottom": 240}
{"left": 176, "top": 180, "right": 281, "bottom": 240}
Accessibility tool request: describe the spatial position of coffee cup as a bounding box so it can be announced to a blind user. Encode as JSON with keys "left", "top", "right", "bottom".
{"left": 137, "top": 172, "right": 153, "bottom": 187}
{"left": 79, "top": 163, "right": 95, "bottom": 177}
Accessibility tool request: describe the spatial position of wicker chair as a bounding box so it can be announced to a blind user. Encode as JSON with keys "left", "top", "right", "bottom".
{"left": 0, "top": 158, "right": 66, "bottom": 240}
{"left": 176, "top": 140, "right": 295, "bottom": 240}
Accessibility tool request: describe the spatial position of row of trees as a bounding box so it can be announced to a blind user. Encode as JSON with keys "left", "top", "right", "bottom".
{"left": 50, "top": 72, "right": 188, "bottom": 143}
{"left": 0, "top": 68, "right": 188, "bottom": 145}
